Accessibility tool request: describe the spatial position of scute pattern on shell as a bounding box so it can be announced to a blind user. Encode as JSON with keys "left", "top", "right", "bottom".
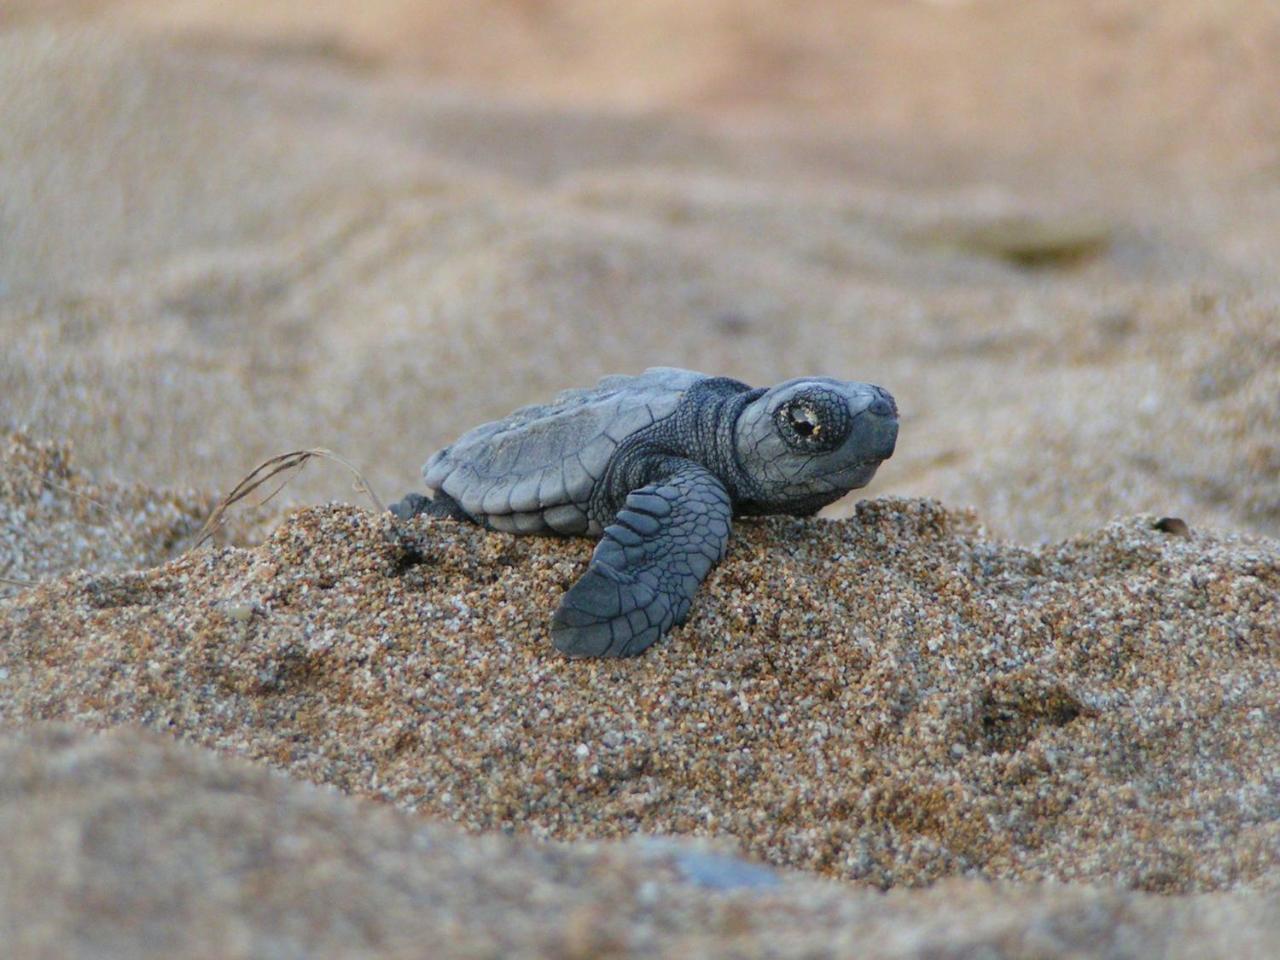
{"left": 423, "top": 368, "right": 704, "bottom": 529}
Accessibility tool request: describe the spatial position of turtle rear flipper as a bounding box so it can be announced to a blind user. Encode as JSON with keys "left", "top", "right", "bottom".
{"left": 388, "top": 490, "right": 470, "bottom": 522}
{"left": 550, "top": 461, "right": 732, "bottom": 658}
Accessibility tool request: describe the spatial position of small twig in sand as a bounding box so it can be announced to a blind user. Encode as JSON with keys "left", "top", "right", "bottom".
{"left": 191, "top": 448, "right": 386, "bottom": 551}
{"left": 0, "top": 575, "right": 36, "bottom": 588}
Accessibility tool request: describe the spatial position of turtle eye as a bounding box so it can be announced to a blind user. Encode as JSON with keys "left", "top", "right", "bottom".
{"left": 789, "top": 405, "right": 821, "bottom": 437}
{"left": 773, "top": 390, "right": 852, "bottom": 452}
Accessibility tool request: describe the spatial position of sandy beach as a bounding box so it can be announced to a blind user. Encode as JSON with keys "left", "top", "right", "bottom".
{"left": 2, "top": 2, "right": 1279, "bottom": 956}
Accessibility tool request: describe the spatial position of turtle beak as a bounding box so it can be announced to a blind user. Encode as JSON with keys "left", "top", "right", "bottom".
{"left": 873, "top": 417, "right": 898, "bottom": 461}
{"left": 858, "top": 386, "right": 899, "bottom": 462}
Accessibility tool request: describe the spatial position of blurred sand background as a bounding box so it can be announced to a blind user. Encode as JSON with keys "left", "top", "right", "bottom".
{"left": 3, "top": 0, "right": 1279, "bottom": 558}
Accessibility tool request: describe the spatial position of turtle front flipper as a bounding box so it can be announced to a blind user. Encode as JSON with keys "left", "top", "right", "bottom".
{"left": 551, "top": 461, "right": 732, "bottom": 658}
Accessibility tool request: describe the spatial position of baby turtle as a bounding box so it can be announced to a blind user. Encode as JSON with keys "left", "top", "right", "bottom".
{"left": 392, "top": 368, "right": 898, "bottom": 658}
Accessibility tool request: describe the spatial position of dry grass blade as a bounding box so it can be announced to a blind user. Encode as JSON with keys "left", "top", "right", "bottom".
{"left": 190, "top": 448, "right": 386, "bottom": 551}
{"left": 1, "top": 575, "right": 36, "bottom": 588}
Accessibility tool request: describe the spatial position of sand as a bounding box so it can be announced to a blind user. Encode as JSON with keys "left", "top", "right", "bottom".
{"left": 3, "top": 724, "right": 1277, "bottom": 960}
{"left": 2, "top": 1, "right": 1280, "bottom": 955}
{"left": 4, "top": 474, "right": 1279, "bottom": 892}
{"left": 4, "top": 10, "right": 1280, "bottom": 546}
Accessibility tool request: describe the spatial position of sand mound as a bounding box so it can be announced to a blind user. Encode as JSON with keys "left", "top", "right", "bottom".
{"left": 4, "top": 498, "right": 1276, "bottom": 893}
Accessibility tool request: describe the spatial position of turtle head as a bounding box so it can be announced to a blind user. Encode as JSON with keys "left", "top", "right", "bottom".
{"left": 733, "top": 378, "right": 898, "bottom": 510}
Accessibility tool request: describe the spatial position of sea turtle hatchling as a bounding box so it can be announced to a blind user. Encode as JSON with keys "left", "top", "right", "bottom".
{"left": 391, "top": 368, "right": 898, "bottom": 658}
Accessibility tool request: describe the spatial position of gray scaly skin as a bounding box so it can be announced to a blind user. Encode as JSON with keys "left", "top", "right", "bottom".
{"left": 391, "top": 368, "right": 898, "bottom": 658}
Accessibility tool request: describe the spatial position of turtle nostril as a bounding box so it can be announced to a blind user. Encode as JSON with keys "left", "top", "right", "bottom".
{"left": 868, "top": 395, "right": 897, "bottom": 418}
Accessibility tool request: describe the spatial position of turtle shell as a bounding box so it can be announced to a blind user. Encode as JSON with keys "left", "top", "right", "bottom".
{"left": 423, "top": 367, "right": 704, "bottom": 534}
